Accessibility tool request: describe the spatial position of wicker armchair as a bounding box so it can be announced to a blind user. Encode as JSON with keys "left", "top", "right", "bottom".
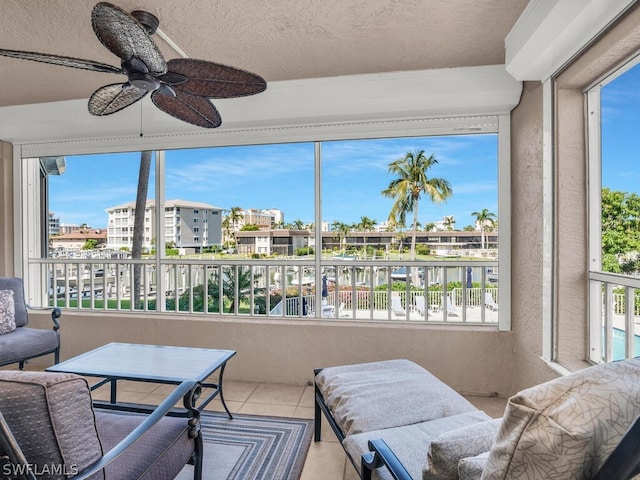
{"left": 0, "top": 277, "right": 61, "bottom": 369}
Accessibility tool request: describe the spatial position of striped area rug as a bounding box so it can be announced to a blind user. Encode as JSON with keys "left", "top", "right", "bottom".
{"left": 176, "top": 412, "right": 314, "bottom": 480}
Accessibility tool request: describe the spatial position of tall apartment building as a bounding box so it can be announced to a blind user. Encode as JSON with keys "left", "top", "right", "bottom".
{"left": 48, "top": 212, "right": 61, "bottom": 235}
{"left": 106, "top": 199, "right": 223, "bottom": 252}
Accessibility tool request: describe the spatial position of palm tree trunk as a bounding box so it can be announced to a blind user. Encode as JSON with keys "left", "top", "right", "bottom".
{"left": 411, "top": 201, "right": 419, "bottom": 261}
{"left": 410, "top": 202, "right": 419, "bottom": 285}
{"left": 132, "top": 151, "right": 152, "bottom": 308}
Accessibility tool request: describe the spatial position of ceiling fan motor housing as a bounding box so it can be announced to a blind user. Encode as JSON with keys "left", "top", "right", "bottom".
{"left": 128, "top": 71, "right": 160, "bottom": 91}
{"left": 131, "top": 10, "right": 159, "bottom": 35}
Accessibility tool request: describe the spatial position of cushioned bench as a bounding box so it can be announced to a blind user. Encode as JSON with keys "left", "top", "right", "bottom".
{"left": 314, "top": 358, "right": 640, "bottom": 480}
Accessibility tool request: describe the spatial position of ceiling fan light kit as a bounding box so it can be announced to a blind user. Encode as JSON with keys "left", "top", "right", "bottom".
{"left": 0, "top": 2, "right": 266, "bottom": 128}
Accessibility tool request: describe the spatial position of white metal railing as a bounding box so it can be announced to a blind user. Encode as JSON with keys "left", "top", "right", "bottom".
{"left": 29, "top": 256, "right": 500, "bottom": 324}
{"left": 589, "top": 271, "right": 640, "bottom": 363}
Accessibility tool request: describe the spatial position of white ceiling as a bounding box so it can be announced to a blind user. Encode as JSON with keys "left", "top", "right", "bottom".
{"left": 0, "top": 0, "right": 529, "bottom": 108}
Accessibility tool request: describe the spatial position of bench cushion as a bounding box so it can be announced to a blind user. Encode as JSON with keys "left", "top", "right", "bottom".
{"left": 343, "top": 411, "right": 491, "bottom": 480}
{"left": 482, "top": 357, "right": 640, "bottom": 480}
{"left": 316, "top": 359, "right": 478, "bottom": 436}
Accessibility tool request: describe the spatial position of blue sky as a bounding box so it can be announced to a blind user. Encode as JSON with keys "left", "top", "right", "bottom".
{"left": 48, "top": 61, "right": 639, "bottom": 231}
{"left": 601, "top": 61, "right": 640, "bottom": 193}
{"left": 49, "top": 134, "right": 498, "bottom": 230}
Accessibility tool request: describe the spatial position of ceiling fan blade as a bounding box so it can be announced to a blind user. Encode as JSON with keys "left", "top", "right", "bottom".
{"left": 0, "top": 49, "right": 123, "bottom": 74}
{"left": 88, "top": 83, "right": 147, "bottom": 116}
{"left": 164, "top": 58, "right": 267, "bottom": 98}
{"left": 151, "top": 90, "right": 221, "bottom": 128}
{"left": 92, "top": 2, "right": 166, "bottom": 75}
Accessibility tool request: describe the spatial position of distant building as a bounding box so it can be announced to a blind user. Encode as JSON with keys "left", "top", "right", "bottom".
{"left": 106, "top": 199, "right": 223, "bottom": 252}
{"left": 59, "top": 224, "right": 85, "bottom": 235}
{"left": 235, "top": 208, "right": 284, "bottom": 229}
{"left": 50, "top": 229, "right": 107, "bottom": 251}
{"left": 235, "top": 229, "right": 498, "bottom": 255}
{"left": 48, "top": 213, "right": 60, "bottom": 235}
{"left": 433, "top": 215, "right": 456, "bottom": 231}
{"left": 236, "top": 229, "right": 308, "bottom": 256}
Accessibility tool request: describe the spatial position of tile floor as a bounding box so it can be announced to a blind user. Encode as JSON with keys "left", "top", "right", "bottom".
{"left": 88, "top": 377, "right": 508, "bottom": 480}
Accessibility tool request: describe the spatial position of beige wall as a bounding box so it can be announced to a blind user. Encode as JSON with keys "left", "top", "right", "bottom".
{"left": 28, "top": 311, "right": 515, "bottom": 394}
{"left": 509, "top": 82, "right": 558, "bottom": 391}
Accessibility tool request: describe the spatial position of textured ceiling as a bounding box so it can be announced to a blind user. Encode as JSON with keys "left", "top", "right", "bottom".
{"left": 0, "top": 0, "right": 529, "bottom": 108}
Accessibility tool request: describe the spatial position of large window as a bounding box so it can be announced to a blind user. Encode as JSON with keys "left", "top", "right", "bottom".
{"left": 588, "top": 56, "right": 640, "bottom": 362}
{"left": 23, "top": 121, "right": 510, "bottom": 327}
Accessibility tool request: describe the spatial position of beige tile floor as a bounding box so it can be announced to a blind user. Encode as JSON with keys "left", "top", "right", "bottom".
{"left": 87, "top": 377, "right": 508, "bottom": 480}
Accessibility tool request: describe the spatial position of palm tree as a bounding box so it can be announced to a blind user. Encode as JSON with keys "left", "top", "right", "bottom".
{"left": 292, "top": 219, "right": 305, "bottom": 230}
{"left": 132, "top": 150, "right": 152, "bottom": 309}
{"left": 357, "top": 216, "right": 376, "bottom": 256}
{"left": 358, "top": 216, "right": 376, "bottom": 231}
{"left": 472, "top": 208, "right": 497, "bottom": 249}
{"left": 443, "top": 216, "right": 455, "bottom": 231}
{"left": 221, "top": 216, "right": 232, "bottom": 245}
{"left": 331, "top": 221, "right": 351, "bottom": 252}
{"left": 227, "top": 206, "right": 244, "bottom": 249}
{"left": 381, "top": 150, "right": 452, "bottom": 260}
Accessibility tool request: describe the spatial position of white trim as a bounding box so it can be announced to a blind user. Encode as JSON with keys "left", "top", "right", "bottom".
{"left": 541, "top": 358, "right": 574, "bottom": 377}
{"left": 498, "top": 114, "right": 511, "bottom": 331}
{"left": 0, "top": 65, "right": 521, "bottom": 155}
{"left": 155, "top": 150, "right": 166, "bottom": 313}
{"left": 506, "top": 0, "right": 637, "bottom": 81}
{"left": 587, "top": 87, "right": 602, "bottom": 363}
{"left": 541, "top": 78, "right": 555, "bottom": 361}
{"left": 12, "top": 148, "right": 23, "bottom": 278}
{"left": 17, "top": 115, "right": 503, "bottom": 158}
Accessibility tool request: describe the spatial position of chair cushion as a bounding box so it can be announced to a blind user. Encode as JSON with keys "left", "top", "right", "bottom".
{"left": 482, "top": 358, "right": 640, "bottom": 480}
{"left": 93, "top": 411, "right": 194, "bottom": 480}
{"left": 424, "top": 417, "right": 501, "bottom": 480}
{"left": 343, "top": 411, "right": 492, "bottom": 480}
{"left": 316, "top": 359, "right": 478, "bottom": 436}
{"left": 0, "top": 371, "right": 104, "bottom": 480}
{"left": 0, "top": 289, "right": 16, "bottom": 334}
{"left": 0, "top": 326, "right": 59, "bottom": 365}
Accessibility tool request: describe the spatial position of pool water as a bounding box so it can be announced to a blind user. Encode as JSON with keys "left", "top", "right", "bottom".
{"left": 610, "top": 327, "right": 640, "bottom": 361}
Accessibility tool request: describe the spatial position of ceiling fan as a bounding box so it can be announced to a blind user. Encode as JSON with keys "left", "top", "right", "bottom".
{"left": 0, "top": 2, "right": 267, "bottom": 128}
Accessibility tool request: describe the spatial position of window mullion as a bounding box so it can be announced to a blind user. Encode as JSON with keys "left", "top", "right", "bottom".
{"left": 587, "top": 86, "right": 602, "bottom": 364}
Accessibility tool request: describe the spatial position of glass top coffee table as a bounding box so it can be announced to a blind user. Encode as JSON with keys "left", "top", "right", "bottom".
{"left": 47, "top": 342, "right": 236, "bottom": 418}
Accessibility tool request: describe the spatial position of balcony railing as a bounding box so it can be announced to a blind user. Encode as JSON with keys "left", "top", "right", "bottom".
{"left": 589, "top": 271, "right": 640, "bottom": 363}
{"left": 30, "top": 256, "right": 500, "bottom": 324}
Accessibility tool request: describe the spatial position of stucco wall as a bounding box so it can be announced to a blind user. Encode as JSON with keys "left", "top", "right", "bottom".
{"left": 509, "top": 82, "right": 558, "bottom": 391}
{"left": 28, "top": 311, "right": 514, "bottom": 395}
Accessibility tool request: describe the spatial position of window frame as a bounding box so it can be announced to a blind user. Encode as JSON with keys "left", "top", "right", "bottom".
{"left": 15, "top": 114, "right": 512, "bottom": 330}
{"left": 587, "top": 54, "right": 640, "bottom": 363}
